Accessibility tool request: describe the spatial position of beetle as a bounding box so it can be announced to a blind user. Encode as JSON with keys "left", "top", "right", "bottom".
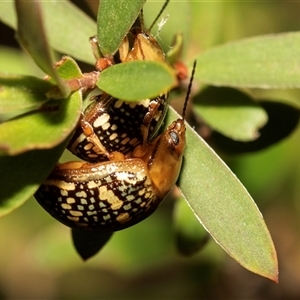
{"left": 67, "top": 1, "right": 171, "bottom": 162}
{"left": 34, "top": 61, "right": 196, "bottom": 232}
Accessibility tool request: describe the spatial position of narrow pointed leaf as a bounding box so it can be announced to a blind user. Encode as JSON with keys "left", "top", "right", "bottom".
{"left": 193, "top": 87, "right": 268, "bottom": 141}
{"left": 166, "top": 107, "right": 278, "bottom": 282}
{"left": 72, "top": 229, "right": 114, "bottom": 261}
{"left": 15, "top": 0, "right": 69, "bottom": 96}
{"left": 97, "top": 0, "right": 146, "bottom": 55}
{"left": 0, "top": 74, "right": 54, "bottom": 114}
{"left": 97, "top": 61, "right": 177, "bottom": 100}
{"left": 195, "top": 32, "right": 300, "bottom": 89}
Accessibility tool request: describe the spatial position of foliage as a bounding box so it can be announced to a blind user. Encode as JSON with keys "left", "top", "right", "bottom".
{"left": 3, "top": 0, "right": 300, "bottom": 290}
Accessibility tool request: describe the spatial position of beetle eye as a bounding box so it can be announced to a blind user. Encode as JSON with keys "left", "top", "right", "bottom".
{"left": 169, "top": 131, "right": 179, "bottom": 145}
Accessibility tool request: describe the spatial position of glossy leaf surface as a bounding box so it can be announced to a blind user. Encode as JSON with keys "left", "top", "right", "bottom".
{"left": 97, "top": 0, "right": 146, "bottom": 55}
{"left": 193, "top": 87, "right": 268, "bottom": 141}
{"left": 166, "top": 107, "right": 278, "bottom": 282}
{"left": 97, "top": 61, "right": 177, "bottom": 100}
{"left": 195, "top": 32, "right": 300, "bottom": 89}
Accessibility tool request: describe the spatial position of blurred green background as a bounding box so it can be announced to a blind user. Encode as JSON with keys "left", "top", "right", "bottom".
{"left": 1, "top": 0, "right": 300, "bottom": 299}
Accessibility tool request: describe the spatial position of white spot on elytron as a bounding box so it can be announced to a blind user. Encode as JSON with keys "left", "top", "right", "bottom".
{"left": 84, "top": 217, "right": 89, "bottom": 222}
{"left": 129, "top": 102, "right": 138, "bottom": 109}
{"left": 93, "top": 216, "right": 98, "bottom": 222}
{"left": 58, "top": 197, "right": 62, "bottom": 202}
{"left": 132, "top": 208, "right": 138, "bottom": 212}
{"left": 77, "top": 205, "right": 84, "bottom": 211}
{"left": 87, "top": 181, "right": 98, "bottom": 189}
{"left": 123, "top": 203, "right": 132, "bottom": 210}
{"left": 67, "top": 197, "right": 75, "bottom": 204}
{"left": 109, "top": 133, "right": 118, "bottom": 140}
{"left": 99, "top": 186, "right": 123, "bottom": 210}
{"left": 79, "top": 184, "right": 83, "bottom": 189}
{"left": 103, "top": 214, "right": 111, "bottom": 221}
{"left": 114, "top": 100, "right": 123, "bottom": 108}
{"left": 87, "top": 211, "right": 97, "bottom": 216}
{"left": 116, "top": 213, "right": 130, "bottom": 223}
{"left": 135, "top": 198, "right": 142, "bottom": 204}
{"left": 102, "top": 208, "right": 108, "bottom": 213}
{"left": 61, "top": 203, "right": 71, "bottom": 210}
{"left": 81, "top": 199, "right": 88, "bottom": 205}
{"left": 61, "top": 190, "right": 68, "bottom": 196}
{"left": 129, "top": 138, "right": 138, "bottom": 145}
{"left": 93, "top": 113, "right": 110, "bottom": 128}
{"left": 99, "top": 201, "right": 106, "bottom": 208}
{"left": 76, "top": 191, "right": 87, "bottom": 198}
{"left": 138, "top": 188, "right": 145, "bottom": 196}
{"left": 90, "top": 197, "right": 95, "bottom": 203}
{"left": 56, "top": 181, "right": 75, "bottom": 191}
{"left": 89, "top": 204, "right": 95, "bottom": 210}
{"left": 126, "top": 195, "right": 134, "bottom": 201}
{"left": 70, "top": 210, "right": 83, "bottom": 217}
{"left": 145, "top": 192, "right": 151, "bottom": 199}
{"left": 116, "top": 172, "right": 129, "bottom": 181}
{"left": 102, "top": 122, "right": 110, "bottom": 130}
{"left": 121, "top": 133, "right": 127, "bottom": 138}
{"left": 111, "top": 124, "right": 117, "bottom": 131}
{"left": 118, "top": 185, "right": 127, "bottom": 192}
{"left": 84, "top": 143, "right": 93, "bottom": 150}
{"left": 67, "top": 216, "right": 79, "bottom": 222}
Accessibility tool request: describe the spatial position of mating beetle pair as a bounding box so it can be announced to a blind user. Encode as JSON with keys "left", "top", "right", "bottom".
{"left": 34, "top": 2, "right": 194, "bottom": 232}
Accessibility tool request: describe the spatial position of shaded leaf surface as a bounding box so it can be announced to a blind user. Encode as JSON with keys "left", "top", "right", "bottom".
{"left": 0, "top": 140, "right": 69, "bottom": 217}
{"left": 193, "top": 87, "right": 268, "bottom": 141}
{"left": 0, "top": 74, "right": 54, "bottom": 114}
{"left": 212, "top": 100, "right": 300, "bottom": 154}
{"left": 173, "top": 197, "right": 209, "bottom": 256}
{"left": 165, "top": 107, "right": 278, "bottom": 282}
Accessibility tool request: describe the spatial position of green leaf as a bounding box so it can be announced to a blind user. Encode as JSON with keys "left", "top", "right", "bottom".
{"left": 0, "top": 91, "right": 82, "bottom": 155}
{"left": 15, "top": 0, "right": 69, "bottom": 96}
{"left": 97, "top": 0, "right": 146, "bottom": 55}
{"left": 72, "top": 229, "right": 114, "bottom": 261}
{"left": 0, "top": 139, "right": 70, "bottom": 217}
{"left": 173, "top": 197, "right": 209, "bottom": 256}
{"left": 166, "top": 108, "right": 278, "bottom": 282}
{"left": 212, "top": 100, "right": 300, "bottom": 153}
{"left": 0, "top": 74, "right": 54, "bottom": 114}
{"left": 195, "top": 32, "right": 300, "bottom": 89}
{"left": 0, "top": 0, "right": 96, "bottom": 65}
{"left": 97, "top": 61, "right": 177, "bottom": 101}
{"left": 193, "top": 87, "right": 268, "bottom": 141}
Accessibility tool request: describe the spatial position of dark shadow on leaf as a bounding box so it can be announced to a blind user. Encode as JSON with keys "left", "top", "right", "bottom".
{"left": 211, "top": 100, "right": 300, "bottom": 154}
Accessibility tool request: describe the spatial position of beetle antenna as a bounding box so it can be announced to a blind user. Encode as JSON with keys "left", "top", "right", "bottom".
{"left": 148, "top": 0, "right": 170, "bottom": 33}
{"left": 182, "top": 60, "right": 197, "bottom": 121}
{"left": 140, "top": 8, "right": 145, "bottom": 32}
